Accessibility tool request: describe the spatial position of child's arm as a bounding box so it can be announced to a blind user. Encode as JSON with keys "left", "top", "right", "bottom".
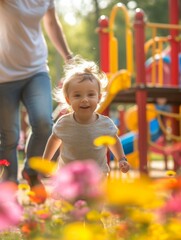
{"left": 108, "top": 135, "right": 130, "bottom": 173}
{"left": 43, "top": 133, "right": 62, "bottom": 161}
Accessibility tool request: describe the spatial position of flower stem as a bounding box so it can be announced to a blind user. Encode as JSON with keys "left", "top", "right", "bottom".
{"left": 0, "top": 167, "right": 4, "bottom": 179}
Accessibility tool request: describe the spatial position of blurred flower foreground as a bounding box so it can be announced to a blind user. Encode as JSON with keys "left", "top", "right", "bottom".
{"left": 1, "top": 158, "right": 181, "bottom": 240}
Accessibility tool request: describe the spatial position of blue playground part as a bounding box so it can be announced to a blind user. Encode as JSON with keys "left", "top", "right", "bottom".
{"left": 149, "top": 118, "right": 162, "bottom": 142}
{"left": 110, "top": 118, "right": 162, "bottom": 159}
{"left": 163, "top": 53, "right": 181, "bottom": 73}
{"left": 121, "top": 118, "right": 161, "bottom": 155}
{"left": 120, "top": 131, "right": 137, "bottom": 155}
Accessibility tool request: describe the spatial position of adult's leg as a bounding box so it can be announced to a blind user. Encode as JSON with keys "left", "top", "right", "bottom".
{"left": 22, "top": 72, "right": 53, "bottom": 176}
{"left": 0, "top": 81, "right": 22, "bottom": 183}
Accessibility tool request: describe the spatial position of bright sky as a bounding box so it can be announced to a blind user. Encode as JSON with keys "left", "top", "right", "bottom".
{"left": 55, "top": 0, "right": 92, "bottom": 25}
{"left": 55, "top": 0, "right": 112, "bottom": 25}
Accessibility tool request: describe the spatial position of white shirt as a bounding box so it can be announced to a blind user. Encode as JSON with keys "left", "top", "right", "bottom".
{"left": 53, "top": 113, "right": 118, "bottom": 173}
{"left": 0, "top": 0, "right": 54, "bottom": 83}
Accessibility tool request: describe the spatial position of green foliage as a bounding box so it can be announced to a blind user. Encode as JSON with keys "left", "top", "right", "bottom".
{"left": 0, "top": 229, "right": 23, "bottom": 240}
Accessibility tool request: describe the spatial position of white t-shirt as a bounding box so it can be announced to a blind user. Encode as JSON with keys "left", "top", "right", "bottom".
{"left": 53, "top": 113, "right": 118, "bottom": 173}
{"left": 0, "top": 0, "right": 54, "bottom": 83}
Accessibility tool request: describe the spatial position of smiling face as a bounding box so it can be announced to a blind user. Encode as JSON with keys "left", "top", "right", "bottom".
{"left": 66, "top": 77, "right": 101, "bottom": 124}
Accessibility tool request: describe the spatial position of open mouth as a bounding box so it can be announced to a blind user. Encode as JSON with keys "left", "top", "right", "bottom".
{"left": 80, "top": 106, "right": 90, "bottom": 109}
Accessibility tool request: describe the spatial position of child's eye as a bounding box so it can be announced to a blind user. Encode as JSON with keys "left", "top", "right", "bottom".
{"left": 89, "top": 93, "right": 96, "bottom": 97}
{"left": 74, "top": 94, "right": 81, "bottom": 98}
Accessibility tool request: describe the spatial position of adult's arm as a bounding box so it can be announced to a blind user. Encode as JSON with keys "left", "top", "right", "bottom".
{"left": 43, "top": 7, "right": 73, "bottom": 62}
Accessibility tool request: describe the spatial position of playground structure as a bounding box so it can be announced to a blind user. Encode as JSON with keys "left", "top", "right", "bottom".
{"left": 97, "top": 0, "right": 181, "bottom": 173}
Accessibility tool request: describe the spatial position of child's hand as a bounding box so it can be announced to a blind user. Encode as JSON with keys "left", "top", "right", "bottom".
{"left": 119, "top": 160, "right": 130, "bottom": 173}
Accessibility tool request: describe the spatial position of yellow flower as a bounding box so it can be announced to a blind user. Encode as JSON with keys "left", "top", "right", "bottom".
{"left": 166, "top": 170, "right": 176, "bottom": 177}
{"left": 86, "top": 210, "right": 101, "bottom": 222}
{"left": 18, "top": 183, "right": 30, "bottom": 191}
{"left": 130, "top": 208, "right": 154, "bottom": 224}
{"left": 52, "top": 216, "right": 64, "bottom": 225}
{"left": 29, "top": 157, "right": 58, "bottom": 175}
{"left": 101, "top": 210, "right": 111, "bottom": 219}
{"left": 105, "top": 176, "right": 159, "bottom": 207}
{"left": 148, "top": 223, "right": 169, "bottom": 239}
{"left": 61, "top": 222, "right": 93, "bottom": 240}
{"left": 61, "top": 200, "right": 74, "bottom": 213}
{"left": 167, "top": 219, "right": 181, "bottom": 237}
{"left": 28, "top": 191, "right": 36, "bottom": 197}
{"left": 94, "top": 136, "right": 116, "bottom": 146}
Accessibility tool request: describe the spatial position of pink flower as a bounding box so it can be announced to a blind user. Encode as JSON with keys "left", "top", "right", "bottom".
{"left": 0, "top": 182, "right": 23, "bottom": 231}
{"left": 160, "top": 193, "right": 181, "bottom": 214}
{"left": 71, "top": 200, "right": 90, "bottom": 221}
{"left": 51, "top": 160, "right": 104, "bottom": 203}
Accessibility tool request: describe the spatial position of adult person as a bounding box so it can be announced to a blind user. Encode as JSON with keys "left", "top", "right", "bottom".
{"left": 0, "top": 0, "right": 73, "bottom": 190}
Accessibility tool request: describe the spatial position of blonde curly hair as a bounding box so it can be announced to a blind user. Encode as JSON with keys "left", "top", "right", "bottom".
{"left": 54, "top": 55, "right": 108, "bottom": 110}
